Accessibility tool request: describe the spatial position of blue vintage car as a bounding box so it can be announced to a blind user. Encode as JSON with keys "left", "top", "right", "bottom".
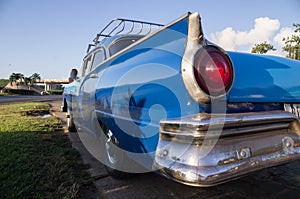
{"left": 62, "top": 12, "right": 300, "bottom": 186}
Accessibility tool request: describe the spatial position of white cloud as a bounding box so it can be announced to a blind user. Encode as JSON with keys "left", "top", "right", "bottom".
{"left": 263, "top": 27, "right": 295, "bottom": 56}
{"left": 274, "top": 27, "right": 295, "bottom": 45}
{"left": 210, "top": 17, "right": 281, "bottom": 52}
{"left": 273, "top": 27, "right": 295, "bottom": 55}
{"left": 210, "top": 27, "right": 237, "bottom": 50}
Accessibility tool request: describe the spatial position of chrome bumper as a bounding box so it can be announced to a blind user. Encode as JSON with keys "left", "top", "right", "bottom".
{"left": 154, "top": 111, "right": 300, "bottom": 186}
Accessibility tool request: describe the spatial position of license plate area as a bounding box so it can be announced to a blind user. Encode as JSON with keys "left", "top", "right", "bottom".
{"left": 284, "top": 103, "right": 300, "bottom": 119}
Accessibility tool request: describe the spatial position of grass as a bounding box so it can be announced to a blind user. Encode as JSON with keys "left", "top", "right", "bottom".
{"left": 0, "top": 102, "right": 93, "bottom": 198}
{"left": 0, "top": 92, "right": 19, "bottom": 96}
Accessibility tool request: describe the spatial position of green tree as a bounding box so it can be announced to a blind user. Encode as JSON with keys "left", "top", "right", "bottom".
{"left": 282, "top": 23, "right": 300, "bottom": 60}
{"left": 24, "top": 77, "right": 32, "bottom": 89}
{"left": 30, "top": 73, "right": 41, "bottom": 84}
{"left": 9, "top": 73, "right": 24, "bottom": 88}
{"left": 16, "top": 73, "right": 24, "bottom": 84}
{"left": 251, "top": 41, "right": 276, "bottom": 54}
{"left": 9, "top": 73, "right": 17, "bottom": 86}
{"left": 0, "top": 79, "right": 9, "bottom": 90}
{"left": 23, "top": 73, "right": 41, "bottom": 90}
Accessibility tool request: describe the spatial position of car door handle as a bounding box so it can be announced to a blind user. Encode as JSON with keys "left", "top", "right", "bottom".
{"left": 90, "top": 73, "right": 98, "bottom": 78}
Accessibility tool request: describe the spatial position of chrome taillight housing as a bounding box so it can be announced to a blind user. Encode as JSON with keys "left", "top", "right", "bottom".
{"left": 181, "top": 12, "right": 234, "bottom": 103}
{"left": 193, "top": 46, "right": 234, "bottom": 97}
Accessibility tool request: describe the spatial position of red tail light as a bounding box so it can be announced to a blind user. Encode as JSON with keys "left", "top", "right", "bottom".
{"left": 193, "top": 46, "right": 234, "bottom": 96}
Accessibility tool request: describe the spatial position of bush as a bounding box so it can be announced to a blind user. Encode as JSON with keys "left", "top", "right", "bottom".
{"left": 47, "top": 90, "right": 64, "bottom": 95}
{"left": 2, "top": 89, "right": 37, "bottom": 95}
{"left": 0, "top": 79, "right": 9, "bottom": 90}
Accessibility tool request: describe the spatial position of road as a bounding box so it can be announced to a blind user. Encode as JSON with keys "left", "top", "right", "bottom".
{"left": 0, "top": 95, "right": 62, "bottom": 105}
{"left": 4, "top": 96, "right": 300, "bottom": 198}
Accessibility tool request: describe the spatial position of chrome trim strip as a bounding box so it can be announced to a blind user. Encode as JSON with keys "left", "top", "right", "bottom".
{"left": 181, "top": 13, "right": 211, "bottom": 103}
{"left": 157, "top": 150, "right": 300, "bottom": 187}
{"left": 161, "top": 111, "right": 296, "bottom": 132}
{"left": 161, "top": 123, "right": 291, "bottom": 140}
{"left": 154, "top": 111, "right": 300, "bottom": 186}
{"left": 284, "top": 103, "right": 300, "bottom": 119}
{"left": 94, "top": 110, "right": 160, "bottom": 128}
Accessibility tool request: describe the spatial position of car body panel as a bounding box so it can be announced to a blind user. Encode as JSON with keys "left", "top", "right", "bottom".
{"left": 92, "top": 17, "right": 194, "bottom": 153}
{"left": 228, "top": 51, "right": 300, "bottom": 103}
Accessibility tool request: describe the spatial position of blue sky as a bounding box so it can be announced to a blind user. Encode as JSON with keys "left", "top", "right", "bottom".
{"left": 0, "top": 0, "right": 299, "bottom": 79}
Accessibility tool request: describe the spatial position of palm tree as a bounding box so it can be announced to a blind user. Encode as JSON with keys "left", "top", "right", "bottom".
{"left": 8, "top": 73, "right": 24, "bottom": 88}
{"left": 30, "top": 73, "right": 41, "bottom": 84}
{"left": 24, "top": 77, "right": 32, "bottom": 90}
{"left": 18, "top": 73, "right": 24, "bottom": 84}
{"left": 14, "top": 73, "right": 24, "bottom": 88}
{"left": 9, "top": 73, "right": 17, "bottom": 86}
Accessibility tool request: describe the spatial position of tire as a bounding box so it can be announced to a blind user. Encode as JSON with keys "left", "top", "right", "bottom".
{"left": 102, "top": 125, "right": 128, "bottom": 179}
{"left": 67, "top": 110, "right": 77, "bottom": 132}
{"left": 61, "top": 99, "right": 67, "bottom": 112}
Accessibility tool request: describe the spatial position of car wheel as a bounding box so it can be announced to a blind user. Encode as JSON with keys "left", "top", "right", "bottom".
{"left": 61, "top": 99, "right": 67, "bottom": 112}
{"left": 102, "top": 126, "right": 128, "bottom": 179}
{"left": 67, "top": 110, "right": 77, "bottom": 132}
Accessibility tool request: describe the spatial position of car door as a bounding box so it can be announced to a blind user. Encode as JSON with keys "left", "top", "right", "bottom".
{"left": 78, "top": 47, "right": 106, "bottom": 136}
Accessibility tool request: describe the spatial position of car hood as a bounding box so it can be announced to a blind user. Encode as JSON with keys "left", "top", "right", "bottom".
{"left": 227, "top": 51, "right": 300, "bottom": 103}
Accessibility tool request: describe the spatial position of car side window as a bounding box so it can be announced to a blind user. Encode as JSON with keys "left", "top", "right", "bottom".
{"left": 81, "top": 55, "right": 93, "bottom": 77}
{"left": 109, "top": 37, "right": 140, "bottom": 56}
{"left": 91, "top": 48, "right": 105, "bottom": 70}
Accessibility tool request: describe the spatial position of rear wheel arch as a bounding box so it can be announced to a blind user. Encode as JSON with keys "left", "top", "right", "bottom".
{"left": 95, "top": 119, "right": 129, "bottom": 179}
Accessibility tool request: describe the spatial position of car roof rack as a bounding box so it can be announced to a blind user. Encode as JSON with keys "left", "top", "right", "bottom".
{"left": 86, "top": 18, "right": 163, "bottom": 53}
